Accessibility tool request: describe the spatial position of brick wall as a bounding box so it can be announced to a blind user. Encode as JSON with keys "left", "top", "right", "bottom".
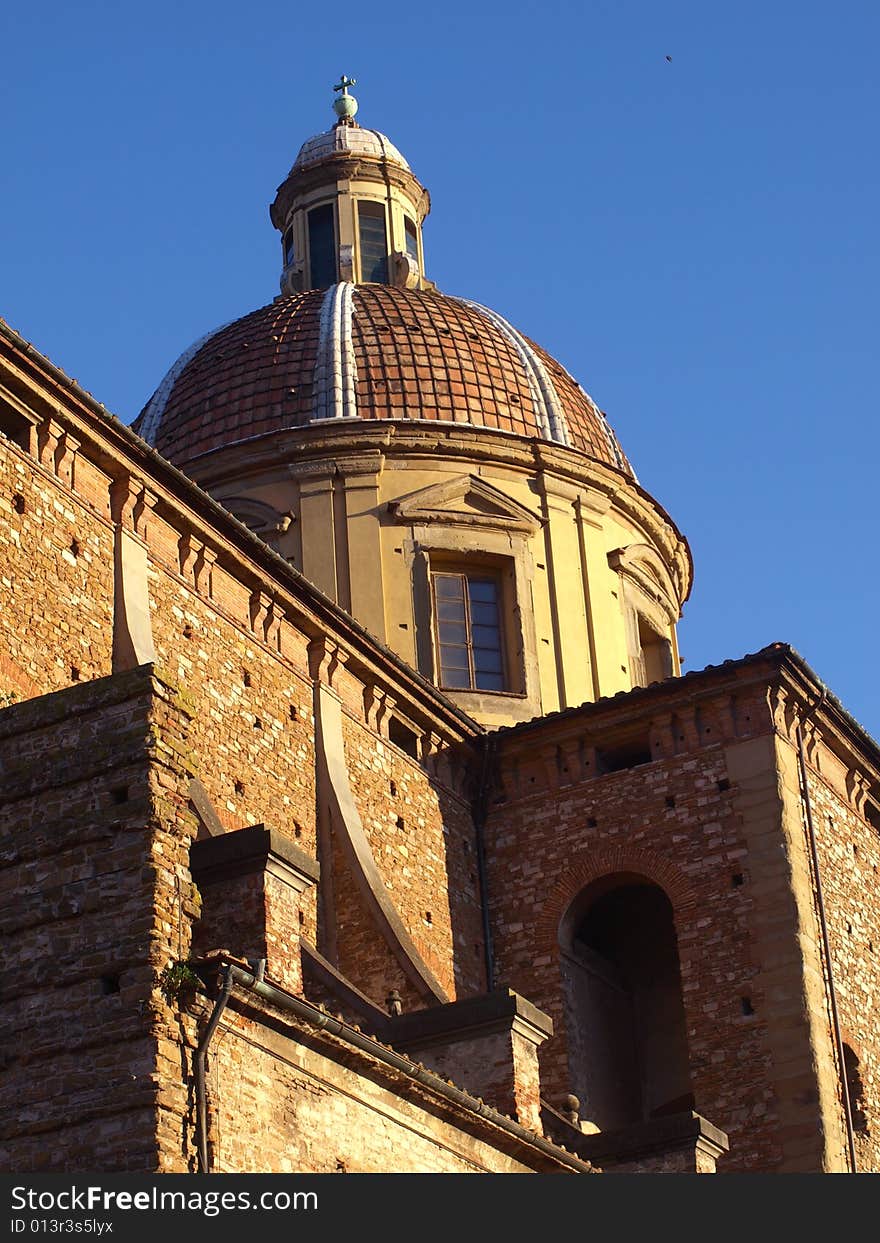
{"left": 807, "top": 765, "right": 880, "bottom": 1170}
{"left": 200, "top": 1001, "right": 575, "bottom": 1174}
{"left": 487, "top": 720, "right": 771, "bottom": 1170}
{"left": 339, "top": 714, "right": 484, "bottom": 1002}
{"left": 0, "top": 394, "right": 481, "bottom": 1021}
{"left": 0, "top": 440, "right": 113, "bottom": 694}
{"left": 485, "top": 667, "right": 877, "bottom": 1172}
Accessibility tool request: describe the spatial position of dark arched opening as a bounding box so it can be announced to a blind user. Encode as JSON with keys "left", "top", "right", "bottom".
{"left": 559, "top": 875, "right": 693, "bottom": 1131}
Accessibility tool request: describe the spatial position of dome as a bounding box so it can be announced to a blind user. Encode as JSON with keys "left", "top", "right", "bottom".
{"left": 291, "top": 126, "right": 410, "bottom": 173}
{"left": 136, "top": 284, "right": 632, "bottom": 475}
{"left": 133, "top": 87, "right": 689, "bottom": 729}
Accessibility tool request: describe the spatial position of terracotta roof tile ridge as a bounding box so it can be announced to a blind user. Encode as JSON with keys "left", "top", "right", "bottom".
{"left": 454, "top": 296, "right": 571, "bottom": 446}
{"left": 136, "top": 319, "right": 234, "bottom": 445}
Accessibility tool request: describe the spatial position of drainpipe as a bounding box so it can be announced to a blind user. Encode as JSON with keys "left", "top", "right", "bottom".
{"left": 794, "top": 690, "right": 857, "bottom": 1172}
{"left": 220, "top": 960, "right": 591, "bottom": 1173}
{"left": 473, "top": 733, "right": 496, "bottom": 990}
{"left": 193, "top": 959, "right": 265, "bottom": 1173}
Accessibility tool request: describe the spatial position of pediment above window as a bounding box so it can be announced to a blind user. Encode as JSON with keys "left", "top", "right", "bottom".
{"left": 387, "top": 474, "right": 541, "bottom": 533}
{"left": 608, "top": 543, "right": 678, "bottom": 613}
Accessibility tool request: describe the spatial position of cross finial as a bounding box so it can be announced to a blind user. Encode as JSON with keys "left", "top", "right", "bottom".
{"left": 332, "top": 75, "right": 359, "bottom": 123}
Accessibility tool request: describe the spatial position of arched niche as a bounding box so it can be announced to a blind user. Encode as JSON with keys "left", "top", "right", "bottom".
{"left": 217, "top": 496, "right": 291, "bottom": 550}
{"left": 558, "top": 872, "right": 693, "bottom": 1131}
{"left": 608, "top": 544, "right": 680, "bottom": 686}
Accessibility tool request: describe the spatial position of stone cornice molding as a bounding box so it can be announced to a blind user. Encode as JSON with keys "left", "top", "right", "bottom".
{"left": 271, "top": 154, "right": 430, "bottom": 230}
{"left": 187, "top": 420, "right": 692, "bottom": 606}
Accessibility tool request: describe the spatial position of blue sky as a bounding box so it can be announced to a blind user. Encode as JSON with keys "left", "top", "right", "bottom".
{"left": 3, "top": 2, "right": 878, "bottom": 737}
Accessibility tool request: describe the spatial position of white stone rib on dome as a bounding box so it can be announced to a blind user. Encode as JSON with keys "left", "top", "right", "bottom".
{"left": 137, "top": 322, "right": 232, "bottom": 446}
{"left": 460, "top": 300, "right": 572, "bottom": 447}
{"left": 312, "top": 283, "right": 358, "bottom": 421}
{"left": 293, "top": 126, "right": 410, "bottom": 172}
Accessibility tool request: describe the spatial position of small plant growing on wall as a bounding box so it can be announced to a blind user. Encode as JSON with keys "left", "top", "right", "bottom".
{"left": 159, "top": 960, "right": 201, "bottom": 1005}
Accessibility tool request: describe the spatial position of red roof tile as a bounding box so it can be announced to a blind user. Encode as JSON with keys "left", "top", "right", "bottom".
{"left": 137, "top": 286, "right": 632, "bottom": 475}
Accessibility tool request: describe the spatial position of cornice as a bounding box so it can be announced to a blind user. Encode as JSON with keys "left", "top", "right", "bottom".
{"left": 271, "top": 154, "right": 431, "bottom": 229}
{"left": 184, "top": 419, "right": 694, "bottom": 608}
{"left": 0, "top": 322, "right": 479, "bottom": 744}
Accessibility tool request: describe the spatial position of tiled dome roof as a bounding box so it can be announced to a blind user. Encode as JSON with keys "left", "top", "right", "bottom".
{"left": 135, "top": 285, "right": 632, "bottom": 474}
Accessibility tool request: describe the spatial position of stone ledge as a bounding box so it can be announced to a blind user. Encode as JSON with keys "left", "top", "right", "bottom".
{"left": 191, "top": 823, "right": 320, "bottom": 893}
{"left": 388, "top": 987, "right": 553, "bottom": 1050}
{"left": 0, "top": 662, "right": 182, "bottom": 743}
{"left": 543, "top": 1108, "right": 729, "bottom": 1166}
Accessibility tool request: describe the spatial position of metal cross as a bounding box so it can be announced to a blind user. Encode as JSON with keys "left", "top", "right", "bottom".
{"left": 333, "top": 75, "right": 357, "bottom": 96}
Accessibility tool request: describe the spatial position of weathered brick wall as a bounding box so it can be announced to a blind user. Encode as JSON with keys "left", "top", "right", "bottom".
{"left": 0, "top": 667, "right": 198, "bottom": 1172}
{"left": 487, "top": 682, "right": 787, "bottom": 1172}
{"left": 0, "top": 413, "right": 481, "bottom": 1019}
{"left": 146, "top": 508, "right": 318, "bottom": 840}
{"left": 608, "top": 1145, "right": 718, "bottom": 1174}
{"left": 0, "top": 442, "right": 114, "bottom": 695}
{"left": 201, "top": 1005, "right": 567, "bottom": 1174}
{"left": 338, "top": 714, "right": 484, "bottom": 1003}
{"left": 146, "top": 551, "right": 320, "bottom": 944}
{"left": 486, "top": 673, "right": 880, "bottom": 1172}
{"left": 808, "top": 766, "right": 880, "bottom": 1171}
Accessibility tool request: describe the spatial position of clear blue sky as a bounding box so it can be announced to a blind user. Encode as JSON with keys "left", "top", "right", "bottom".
{"left": 3, "top": 2, "right": 878, "bottom": 738}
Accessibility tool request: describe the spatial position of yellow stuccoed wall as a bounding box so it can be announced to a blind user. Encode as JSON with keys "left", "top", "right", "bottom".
{"left": 197, "top": 424, "right": 691, "bottom": 729}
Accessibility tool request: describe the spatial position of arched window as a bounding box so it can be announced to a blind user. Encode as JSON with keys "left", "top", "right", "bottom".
{"left": 282, "top": 227, "right": 295, "bottom": 268}
{"left": 404, "top": 216, "right": 419, "bottom": 263}
{"left": 357, "top": 201, "right": 388, "bottom": 283}
{"left": 308, "top": 203, "right": 337, "bottom": 288}
{"left": 559, "top": 875, "right": 692, "bottom": 1130}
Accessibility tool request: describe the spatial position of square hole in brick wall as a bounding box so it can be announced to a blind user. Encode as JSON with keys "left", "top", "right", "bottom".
{"left": 596, "top": 737, "right": 652, "bottom": 774}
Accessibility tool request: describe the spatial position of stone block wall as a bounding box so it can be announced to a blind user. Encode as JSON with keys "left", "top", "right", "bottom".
{"left": 0, "top": 666, "right": 198, "bottom": 1172}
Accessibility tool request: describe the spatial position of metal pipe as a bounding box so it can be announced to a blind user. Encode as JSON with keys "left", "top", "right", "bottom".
{"left": 193, "top": 964, "right": 234, "bottom": 1174}
{"left": 794, "top": 690, "right": 857, "bottom": 1172}
{"left": 221, "top": 961, "right": 590, "bottom": 1173}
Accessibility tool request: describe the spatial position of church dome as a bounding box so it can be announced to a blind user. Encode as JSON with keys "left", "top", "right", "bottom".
{"left": 133, "top": 81, "right": 689, "bottom": 730}
{"left": 136, "top": 284, "right": 632, "bottom": 474}
{"left": 291, "top": 125, "right": 410, "bottom": 173}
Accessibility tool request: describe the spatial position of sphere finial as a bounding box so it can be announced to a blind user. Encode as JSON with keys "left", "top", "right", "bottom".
{"left": 332, "top": 75, "right": 358, "bottom": 123}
